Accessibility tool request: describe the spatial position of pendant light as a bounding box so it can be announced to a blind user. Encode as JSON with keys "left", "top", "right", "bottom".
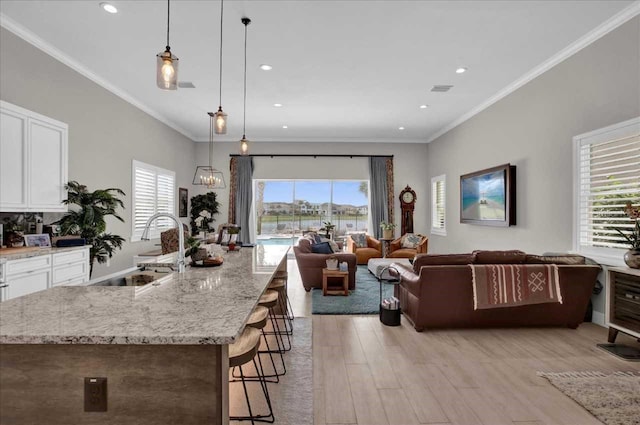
{"left": 213, "top": 0, "right": 228, "bottom": 134}
{"left": 156, "top": 0, "right": 179, "bottom": 90}
{"left": 192, "top": 112, "right": 227, "bottom": 188}
{"left": 239, "top": 17, "right": 251, "bottom": 155}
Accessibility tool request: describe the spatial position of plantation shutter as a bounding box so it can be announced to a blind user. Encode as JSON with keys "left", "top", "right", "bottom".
{"left": 576, "top": 121, "right": 640, "bottom": 253}
{"left": 132, "top": 160, "right": 176, "bottom": 241}
{"left": 431, "top": 175, "right": 446, "bottom": 235}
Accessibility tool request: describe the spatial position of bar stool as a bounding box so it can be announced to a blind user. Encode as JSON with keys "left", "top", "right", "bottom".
{"left": 259, "top": 289, "right": 291, "bottom": 353}
{"left": 261, "top": 286, "right": 292, "bottom": 352}
{"left": 274, "top": 270, "right": 295, "bottom": 324}
{"left": 234, "top": 305, "right": 286, "bottom": 382}
{"left": 268, "top": 277, "right": 294, "bottom": 338}
{"left": 229, "top": 327, "right": 274, "bottom": 424}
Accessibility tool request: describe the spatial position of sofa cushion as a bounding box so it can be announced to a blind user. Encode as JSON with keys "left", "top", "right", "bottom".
{"left": 351, "top": 233, "right": 367, "bottom": 248}
{"left": 311, "top": 241, "right": 333, "bottom": 254}
{"left": 401, "top": 233, "right": 422, "bottom": 249}
{"left": 525, "top": 254, "right": 586, "bottom": 265}
{"left": 473, "top": 250, "right": 526, "bottom": 264}
{"left": 413, "top": 253, "right": 475, "bottom": 273}
{"left": 320, "top": 237, "right": 340, "bottom": 253}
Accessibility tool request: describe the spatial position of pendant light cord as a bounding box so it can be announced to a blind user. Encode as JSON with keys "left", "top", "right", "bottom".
{"left": 209, "top": 113, "right": 214, "bottom": 167}
{"left": 218, "top": 0, "right": 224, "bottom": 108}
{"left": 166, "top": 0, "right": 171, "bottom": 49}
{"left": 242, "top": 18, "right": 249, "bottom": 138}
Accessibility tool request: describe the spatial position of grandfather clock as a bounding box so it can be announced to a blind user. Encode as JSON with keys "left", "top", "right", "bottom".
{"left": 399, "top": 185, "right": 416, "bottom": 235}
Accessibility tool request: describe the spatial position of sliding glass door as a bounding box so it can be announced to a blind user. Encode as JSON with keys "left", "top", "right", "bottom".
{"left": 255, "top": 179, "right": 369, "bottom": 243}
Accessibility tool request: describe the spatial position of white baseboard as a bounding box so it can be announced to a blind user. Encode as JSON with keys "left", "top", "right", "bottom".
{"left": 591, "top": 311, "right": 606, "bottom": 327}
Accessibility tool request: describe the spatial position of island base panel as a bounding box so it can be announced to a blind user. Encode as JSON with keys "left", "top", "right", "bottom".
{"left": 0, "top": 344, "right": 229, "bottom": 425}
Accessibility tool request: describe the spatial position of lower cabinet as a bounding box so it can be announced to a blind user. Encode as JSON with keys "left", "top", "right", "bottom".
{"left": 1, "top": 248, "right": 90, "bottom": 302}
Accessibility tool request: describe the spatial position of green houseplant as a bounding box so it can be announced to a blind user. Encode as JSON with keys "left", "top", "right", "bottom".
{"left": 190, "top": 192, "right": 220, "bottom": 235}
{"left": 616, "top": 201, "right": 640, "bottom": 268}
{"left": 379, "top": 221, "right": 396, "bottom": 239}
{"left": 54, "top": 181, "right": 125, "bottom": 278}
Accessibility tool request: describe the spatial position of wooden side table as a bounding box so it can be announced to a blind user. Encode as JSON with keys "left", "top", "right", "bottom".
{"left": 322, "top": 268, "right": 349, "bottom": 296}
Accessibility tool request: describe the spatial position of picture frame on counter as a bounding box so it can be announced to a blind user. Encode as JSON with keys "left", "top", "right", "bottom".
{"left": 24, "top": 233, "right": 52, "bottom": 248}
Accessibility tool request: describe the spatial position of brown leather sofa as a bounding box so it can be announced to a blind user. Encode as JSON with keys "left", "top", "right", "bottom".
{"left": 391, "top": 250, "right": 600, "bottom": 332}
{"left": 388, "top": 234, "right": 428, "bottom": 259}
{"left": 346, "top": 235, "right": 382, "bottom": 265}
{"left": 293, "top": 238, "right": 357, "bottom": 292}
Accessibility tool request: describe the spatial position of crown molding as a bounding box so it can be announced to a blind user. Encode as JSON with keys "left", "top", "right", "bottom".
{"left": 426, "top": 0, "right": 640, "bottom": 143}
{"left": 193, "top": 137, "right": 428, "bottom": 144}
{"left": 0, "top": 13, "right": 197, "bottom": 141}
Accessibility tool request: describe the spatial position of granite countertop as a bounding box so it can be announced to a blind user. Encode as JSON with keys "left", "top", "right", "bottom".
{"left": 0, "top": 245, "right": 90, "bottom": 263}
{"left": 0, "top": 245, "right": 289, "bottom": 345}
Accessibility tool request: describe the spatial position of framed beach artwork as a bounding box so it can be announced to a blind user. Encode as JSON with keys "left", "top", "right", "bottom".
{"left": 24, "top": 233, "right": 52, "bottom": 247}
{"left": 460, "top": 163, "right": 516, "bottom": 226}
{"left": 179, "top": 188, "right": 188, "bottom": 217}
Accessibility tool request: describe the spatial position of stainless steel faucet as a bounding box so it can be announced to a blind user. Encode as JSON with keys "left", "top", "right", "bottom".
{"left": 141, "top": 213, "right": 186, "bottom": 273}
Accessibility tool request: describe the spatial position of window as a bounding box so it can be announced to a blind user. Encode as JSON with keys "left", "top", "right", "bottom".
{"left": 431, "top": 175, "right": 446, "bottom": 235}
{"left": 131, "top": 160, "right": 176, "bottom": 241}
{"left": 574, "top": 117, "right": 640, "bottom": 261}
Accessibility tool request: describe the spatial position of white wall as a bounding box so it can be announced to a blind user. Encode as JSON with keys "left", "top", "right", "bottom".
{"left": 194, "top": 141, "right": 429, "bottom": 238}
{"left": 425, "top": 16, "right": 640, "bottom": 256}
{"left": 0, "top": 28, "right": 197, "bottom": 278}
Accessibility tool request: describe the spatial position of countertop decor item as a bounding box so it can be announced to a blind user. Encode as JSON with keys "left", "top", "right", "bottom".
{"left": 616, "top": 201, "right": 640, "bottom": 268}
{"left": 53, "top": 181, "right": 125, "bottom": 278}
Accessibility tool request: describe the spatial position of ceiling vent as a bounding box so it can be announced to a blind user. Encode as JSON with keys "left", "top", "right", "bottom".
{"left": 431, "top": 85, "right": 453, "bottom": 92}
{"left": 178, "top": 81, "right": 196, "bottom": 88}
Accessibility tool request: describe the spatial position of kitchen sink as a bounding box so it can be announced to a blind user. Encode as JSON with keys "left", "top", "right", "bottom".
{"left": 91, "top": 270, "right": 171, "bottom": 287}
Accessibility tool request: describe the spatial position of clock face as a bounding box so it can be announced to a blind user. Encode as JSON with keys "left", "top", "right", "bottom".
{"left": 402, "top": 191, "right": 414, "bottom": 203}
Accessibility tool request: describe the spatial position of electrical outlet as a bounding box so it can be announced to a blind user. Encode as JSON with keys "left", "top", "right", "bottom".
{"left": 84, "top": 377, "right": 107, "bottom": 412}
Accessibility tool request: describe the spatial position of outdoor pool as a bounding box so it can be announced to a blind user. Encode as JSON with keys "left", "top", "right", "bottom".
{"left": 255, "top": 237, "right": 299, "bottom": 246}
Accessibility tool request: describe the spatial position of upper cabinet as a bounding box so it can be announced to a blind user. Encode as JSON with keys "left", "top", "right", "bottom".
{"left": 0, "top": 101, "right": 68, "bottom": 212}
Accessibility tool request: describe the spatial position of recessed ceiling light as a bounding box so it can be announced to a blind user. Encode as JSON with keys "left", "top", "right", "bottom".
{"left": 260, "top": 64, "right": 273, "bottom": 71}
{"left": 419, "top": 104, "right": 428, "bottom": 109}
{"left": 273, "top": 103, "right": 283, "bottom": 107}
{"left": 99, "top": 2, "right": 118, "bottom": 13}
{"left": 398, "top": 127, "right": 405, "bottom": 131}
{"left": 455, "top": 67, "right": 467, "bottom": 74}
{"left": 282, "top": 125, "right": 288, "bottom": 129}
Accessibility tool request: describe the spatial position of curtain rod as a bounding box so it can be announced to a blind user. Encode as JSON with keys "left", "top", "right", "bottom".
{"left": 229, "top": 154, "right": 393, "bottom": 158}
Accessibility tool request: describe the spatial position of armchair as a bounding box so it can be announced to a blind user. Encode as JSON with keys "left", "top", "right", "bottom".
{"left": 346, "top": 234, "right": 383, "bottom": 265}
{"left": 387, "top": 234, "right": 428, "bottom": 259}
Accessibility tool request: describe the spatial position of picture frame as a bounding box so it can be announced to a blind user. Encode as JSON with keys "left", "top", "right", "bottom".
{"left": 24, "top": 233, "right": 52, "bottom": 248}
{"left": 179, "top": 187, "right": 188, "bottom": 217}
{"left": 460, "top": 163, "right": 516, "bottom": 227}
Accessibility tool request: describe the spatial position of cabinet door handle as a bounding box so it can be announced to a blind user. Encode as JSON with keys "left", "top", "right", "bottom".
{"left": 0, "top": 284, "right": 9, "bottom": 288}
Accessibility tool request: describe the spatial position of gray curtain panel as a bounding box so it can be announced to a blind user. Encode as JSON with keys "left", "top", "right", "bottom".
{"left": 369, "top": 156, "right": 389, "bottom": 239}
{"left": 234, "top": 156, "right": 254, "bottom": 244}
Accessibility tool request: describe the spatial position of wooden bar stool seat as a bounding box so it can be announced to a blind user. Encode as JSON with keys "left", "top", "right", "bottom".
{"left": 229, "top": 327, "right": 261, "bottom": 368}
{"left": 246, "top": 306, "right": 269, "bottom": 330}
{"left": 259, "top": 290, "right": 279, "bottom": 308}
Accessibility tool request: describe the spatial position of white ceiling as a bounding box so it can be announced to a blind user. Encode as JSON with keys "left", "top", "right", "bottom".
{"left": 0, "top": 0, "right": 637, "bottom": 143}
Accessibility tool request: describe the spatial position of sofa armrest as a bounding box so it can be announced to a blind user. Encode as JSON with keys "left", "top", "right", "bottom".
{"left": 389, "top": 237, "right": 402, "bottom": 252}
{"left": 417, "top": 237, "right": 429, "bottom": 254}
{"left": 368, "top": 236, "right": 382, "bottom": 250}
{"left": 394, "top": 265, "right": 422, "bottom": 298}
{"left": 346, "top": 236, "right": 356, "bottom": 253}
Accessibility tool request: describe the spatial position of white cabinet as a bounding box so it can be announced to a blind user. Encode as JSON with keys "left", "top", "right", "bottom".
{"left": 0, "top": 248, "right": 89, "bottom": 302}
{"left": 0, "top": 100, "right": 68, "bottom": 212}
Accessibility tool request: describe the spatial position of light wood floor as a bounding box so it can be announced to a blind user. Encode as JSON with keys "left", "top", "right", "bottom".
{"left": 235, "top": 258, "right": 640, "bottom": 425}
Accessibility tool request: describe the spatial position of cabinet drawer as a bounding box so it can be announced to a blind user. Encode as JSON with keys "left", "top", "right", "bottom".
{"left": 6, "top": 255, "right": 51, "bottom": 276}
{"left": 52, "top": 261, "right": 88, "bottom": 285}
{"left": 3, "top": 268, "right": 51, "bottom": 301}
{"left": 53, "top": 249, "right": 88, "bottom": 266}
{"left": 54, "top": 275, "right": 87, "bottom": 287}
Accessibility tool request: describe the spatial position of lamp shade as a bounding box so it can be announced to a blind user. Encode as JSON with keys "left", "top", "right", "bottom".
{"left": 193, "top": 166, "right": 226, "bottom": 189}
{"left": 214, "top": 107, "right": 227, "bottom": 134}
{"left": 156, "top": 48, "right": 179, "bottom": 90}
{"left": 240, "top": 137, "right": 249, "bottom": 155}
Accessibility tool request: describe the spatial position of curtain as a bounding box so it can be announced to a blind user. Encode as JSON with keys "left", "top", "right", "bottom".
{"left": 231, "top": 156, "right": 254, "bottom": 244}
{"left": 369, "top": 156, "right": 394, "bottom": 239}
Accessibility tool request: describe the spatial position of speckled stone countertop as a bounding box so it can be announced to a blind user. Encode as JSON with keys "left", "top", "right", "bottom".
{"left": 0, "top": 245, "right": 289, "bottom": 345}
{"left": 0, "top": 245, "right": 89, "bottom": 263}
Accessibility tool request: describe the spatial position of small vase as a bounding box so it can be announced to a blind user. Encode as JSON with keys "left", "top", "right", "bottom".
{"left": 382, "top": 229, "right": 393, "bottom": 240}
{"left": 624, "top": 248, "right": 640, "bottom": 269}
{"left": 191, "top": 248, "right": 209, "bottom": 262}
{"left": 326, "top": 258, "right": 338, "bottom": 270}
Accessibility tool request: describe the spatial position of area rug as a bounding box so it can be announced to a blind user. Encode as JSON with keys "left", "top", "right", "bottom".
{"left": 311, "top": 265, "right": 394, "bottom": 314}
{"left": 537, "top": 371, "right": 640, "bottom": 425}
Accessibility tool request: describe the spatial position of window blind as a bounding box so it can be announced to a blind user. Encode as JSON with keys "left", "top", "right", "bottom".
{"left": 132, "top": 160, "right": 176, "bottom": 241}
{"left": 577, "top": 133, "right": 640, "bottom": 250}
{"left": 431, "top": 175, "right": 446, "bottom": 235}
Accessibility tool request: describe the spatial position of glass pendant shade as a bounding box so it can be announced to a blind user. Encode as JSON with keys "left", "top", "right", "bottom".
{"left": 240, "top": 137, "right": 249, "bottom": 155}
{"left": 214, "top": 107, "right": 227, "bottom": 134}
{"left": 156, "top": 48, "right": 178, "bottom": 90}
{"left": 192, "top": 166, "right": 226, "bottom": 189}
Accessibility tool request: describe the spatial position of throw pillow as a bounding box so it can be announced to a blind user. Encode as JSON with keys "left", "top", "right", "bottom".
{"left": 351, "top": 233, "right": 367, "bottom": 248}
{"left": 321, "top": 237, "right": 340, "bottom": 253}
{"left": 311, "top": 241, "right": 333, "bottom": 254}
{"left": 401, "top": 233, "right": 422, "bottom": 249}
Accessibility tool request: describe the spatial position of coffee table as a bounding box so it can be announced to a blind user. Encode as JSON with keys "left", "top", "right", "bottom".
{"left": 322, "top": 268, "right": 349, "bottom": 296}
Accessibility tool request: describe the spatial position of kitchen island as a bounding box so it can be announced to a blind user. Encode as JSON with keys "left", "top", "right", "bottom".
{"left": 0, "top": 245, "right": 289, "bottom": 425}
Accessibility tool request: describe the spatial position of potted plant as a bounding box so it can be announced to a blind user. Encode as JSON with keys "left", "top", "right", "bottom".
{"left": 185, "top": 236, "right": 208, "bottom": 262}
{"left": 616, "top": 201, "right": 640, "bottom": 268}
{"left": 326, "top": 254, "right": 338, "bottom": 270}
{"left": 54, "top": 181, "right": 125, "bottom": 278}
{"left": 227, "top": 226, "right": 240, "bottom": 251}
{"left": 380, "top": 221, "right": 396, "bottom": 240}
{"left": 190, "top": 192, "right": 220, "bottom": 235}
{"left": 320, "top": 221, "right": 336, "bottom": 238}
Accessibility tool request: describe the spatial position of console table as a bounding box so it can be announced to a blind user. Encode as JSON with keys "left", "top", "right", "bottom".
{"left": 606, "top": 267, "right": 640, "bottom": 342}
